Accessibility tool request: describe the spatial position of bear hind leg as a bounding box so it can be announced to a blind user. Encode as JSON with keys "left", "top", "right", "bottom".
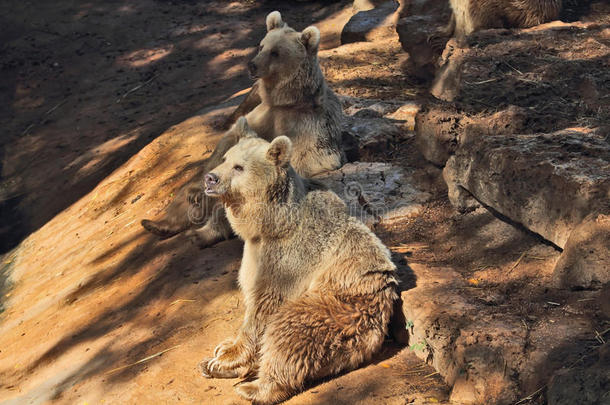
{"left": 234, "top": 293, "right": 392, "bottom": 403}
{"left": 234, "top": 377, "right": 291, "bottom": 405}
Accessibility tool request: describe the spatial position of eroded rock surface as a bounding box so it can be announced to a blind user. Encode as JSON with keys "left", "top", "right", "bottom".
{"left": 397, "top": 208, "right": 600, "bottom": 405}
{"left": 315, "top": 162, "right": 431, "bottom": 227}
{"left": 417, "top": 21, "right": 609, "bottom": 168}
{"left": 340, "top": 96, "right": 419, "bottom": 159}
{"left": 547, "top": 344, "right": 610, "bottom": 405}
{"left": 415, "top": 103, "right": 528, "bottom": 167}
{"left": 443, "top": 129, "right": 610, "bottom": 248}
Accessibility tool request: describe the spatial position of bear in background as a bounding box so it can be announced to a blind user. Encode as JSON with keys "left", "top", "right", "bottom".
{"left": 198, "top": 117, "right": 398, "bottom": 404}
{"left": 141, "top": 11, "right": 344, "bottom": 248}
{"left": 435, "top": 0, "right": 562, "bottom": 42}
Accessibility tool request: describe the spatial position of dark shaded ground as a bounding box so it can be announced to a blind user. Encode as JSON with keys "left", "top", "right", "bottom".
{"left": 0, "top": 2, "right": 447, "bottom": 404}
{"left": 0, "top": 0, "right": 349, "bottom": 254}
{"left": 1, "top": 1, "right": 608, "bottom": 404}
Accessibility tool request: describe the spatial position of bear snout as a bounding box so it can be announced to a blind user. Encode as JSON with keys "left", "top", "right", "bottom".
{"left": 204, "top": 173, "right": 221, "bottom": 196}
{"left": 205, "top": 173, "right": 219, "bottom": 187}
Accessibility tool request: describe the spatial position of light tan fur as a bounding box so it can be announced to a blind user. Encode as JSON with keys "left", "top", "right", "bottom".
{"left": 141, "top": 11, "right": 344, "bottom": 248}
{"left": 432, "top": 0, "right": 562, "bottom": 42}
{"left": 199, "top": 118, "right": 398, "bottom": 404}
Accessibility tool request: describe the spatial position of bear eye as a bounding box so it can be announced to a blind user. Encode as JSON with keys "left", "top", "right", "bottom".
{"left": 233, "top": 164, "right": 244, "bottom": 172}
{"left": 270, "top": 50, "right": 279, "bottom": 57}
{"left": 258, "top": 45, "right": 263, "bottom": 53}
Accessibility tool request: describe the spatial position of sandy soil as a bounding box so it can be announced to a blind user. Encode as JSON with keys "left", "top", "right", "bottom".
{"left": 0, "top": 1, "right": 449, "bottom": 404}
{"left": 1, "top": 1, "right": 606, "bottom": 404}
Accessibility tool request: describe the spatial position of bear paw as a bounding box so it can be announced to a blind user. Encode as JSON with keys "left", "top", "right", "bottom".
{"left": 235, "top": 379, "right": 287, "bottom": 405}
{"left": 198, "top": 357, "right": 240, "bottom": 379}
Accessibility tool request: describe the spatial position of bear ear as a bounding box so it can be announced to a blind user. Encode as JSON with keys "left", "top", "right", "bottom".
{"left": 266, "top": 11, "right": 285, "bottom": 32}
{"left": 233, "top": 116, "right": 256, "bottom": 139}
{"left": 266, "top": 136, "right": 292, "bottom": 167}
{"left": 301, "top": 26, "right": 320, "bottom": 53}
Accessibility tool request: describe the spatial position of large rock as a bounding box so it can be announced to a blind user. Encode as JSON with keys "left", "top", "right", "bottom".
{"left": 415, "top": 103, "right": 527, "bottom": 167}
{"left": 401, "top": 262, "right": 598, "bottom": 405}
{"left": 344, "top": 116, "right": 404, "bottom": 159}
{"left": 314, "top": 162, "right": 431, "bottom": 227}
{"left": 340, "top": 96, "right": 419, "bottom": 160}
{"left": 411, "top": 6, "right": 610, "bottom": 165}
{"left": 416, "top": 21, "right": 609, "bottom": 166}
{"left": 443, "top": 129, "right": 610, "bottom": 248}
{"left": 395, "top": 0, "right": 452, "bottom": 80}
{"left": 430, "top": 22, "right": 609, "bottom": 118}
{"left": 341, "top": 1, "right": 398, "bottom": 44}
{"left": 552, "top": 213, "right": 610, "bottom": 289}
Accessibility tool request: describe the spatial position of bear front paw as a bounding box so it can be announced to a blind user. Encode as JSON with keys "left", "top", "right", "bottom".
{"left": 427, "top": 33, "right": 449, "bottom": 53}
{"left": 213, "top": 338, "right": 236, "bottom": 357}
{"left": 198, "top": 357, "right": 241, "bottom": 379}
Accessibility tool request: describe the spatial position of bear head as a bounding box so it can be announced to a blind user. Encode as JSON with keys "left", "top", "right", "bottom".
{"left": 204, "top": 117, "right": 292, "bottom": 204}
{"left": 247, "top": 11, "right": 321, "bottom": 81}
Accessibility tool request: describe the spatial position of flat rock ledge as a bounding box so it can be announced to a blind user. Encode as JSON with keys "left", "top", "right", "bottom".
{"left": 315, "top": 161, "right": 431, "bottom": 228}
{"left": 443, "top": 128, "right": 610, "bottom": 249}
{"left": 400, "top": 261, "right": 601, "bottom": 404}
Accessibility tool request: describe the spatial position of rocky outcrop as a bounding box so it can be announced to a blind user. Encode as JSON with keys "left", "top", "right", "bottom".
{"left": 443, "top": 129, "right": 610, "bottom": 249}
{"left": 414, "top": 103, "right": 527, "bottom": 167}
{"left": 416, "top": 22, "right": 609, "bottom": 168}
{"left": 401, "top": 243, "right": 598, "bottom": 404}
{"left": 416, "top": 23, "right": 610, "bottom": 166}
{"left": 340, "top": 96, "right": 419, "bottom": 160}
{"left": 547, "top": 344, "right": 610, "bottom": 405}
{"left": 314, "top": 162, "right": 431, "bottom": 228}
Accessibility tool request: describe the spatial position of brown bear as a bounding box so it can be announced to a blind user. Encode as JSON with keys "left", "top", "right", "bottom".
{"left": 431, "top": 0, "right": 562, "bottom": 45}
{"left": 198, "top": 117, "right": 398, "bottom": 404}
{"left": 141, "top": 11, "right": 344, "bottom": 248}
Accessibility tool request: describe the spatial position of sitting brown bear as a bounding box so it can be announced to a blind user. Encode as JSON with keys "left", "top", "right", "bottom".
{"left": 141, "top": 11, "right": 344, "bottom": 248}
{"left": 199, "top": 118, "right": 398, "bottom": 404}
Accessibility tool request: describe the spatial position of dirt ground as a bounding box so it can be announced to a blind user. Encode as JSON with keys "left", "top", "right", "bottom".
{"left": 0, "top": 1, "right": 446, "bottom": 404}
{"left": 0, "top": 0, "right": 607, "bottom": 404}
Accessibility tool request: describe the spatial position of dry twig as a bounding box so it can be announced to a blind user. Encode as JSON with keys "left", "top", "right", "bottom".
{"left": 105, "top": 344, "right": 181, "bottom": 375}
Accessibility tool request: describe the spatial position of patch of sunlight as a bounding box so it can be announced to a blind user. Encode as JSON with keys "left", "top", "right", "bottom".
{"left": 64, "top": 132, "right": 139, "bottom": 177}
{"left": 207, "top": 47, "right": 253, "bottom": 78}
{"left": 192, "top": 34, "right": 232, "bottom": 52}
{"left": 117, "top": 45, "right": 174, "bottom": 68}
{"left": 208, "top": 47, "right": 253, "bottom": 65}
{"left": 13, "top": 82, "right": 45, "bottom": 110}
{"left": 222, "top": 64, "right": 247, "bottom": 79}
{"left": 117, "top": 4, "right": 137, "bottom": 14}
{"left": 171, "top": 24, "right": 208, "bottom": 37}
{"left": 73, "top": 3, "right": 94, "bottom": 20}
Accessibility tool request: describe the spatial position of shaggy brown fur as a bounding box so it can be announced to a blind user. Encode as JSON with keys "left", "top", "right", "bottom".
{"left": 198, "top": 118, "right": 398, "bottom": 404}
{"left": 431, "top": 0, "right": 562, "bottom": 43}
{"left": 141, "top": 11, "right": 344, "bottom": 248}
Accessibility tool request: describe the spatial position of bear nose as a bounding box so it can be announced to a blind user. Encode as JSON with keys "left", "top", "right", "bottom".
{"left": 247, "top": 60, "right": 257, "bottom": 75}
{"left": 204, "top": 173, "right": 219, "bottom": 186}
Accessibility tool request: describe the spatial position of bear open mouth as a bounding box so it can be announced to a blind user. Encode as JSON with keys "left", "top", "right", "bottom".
{"left": 204, "top": 186, "right": 220, "bottom": 197}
